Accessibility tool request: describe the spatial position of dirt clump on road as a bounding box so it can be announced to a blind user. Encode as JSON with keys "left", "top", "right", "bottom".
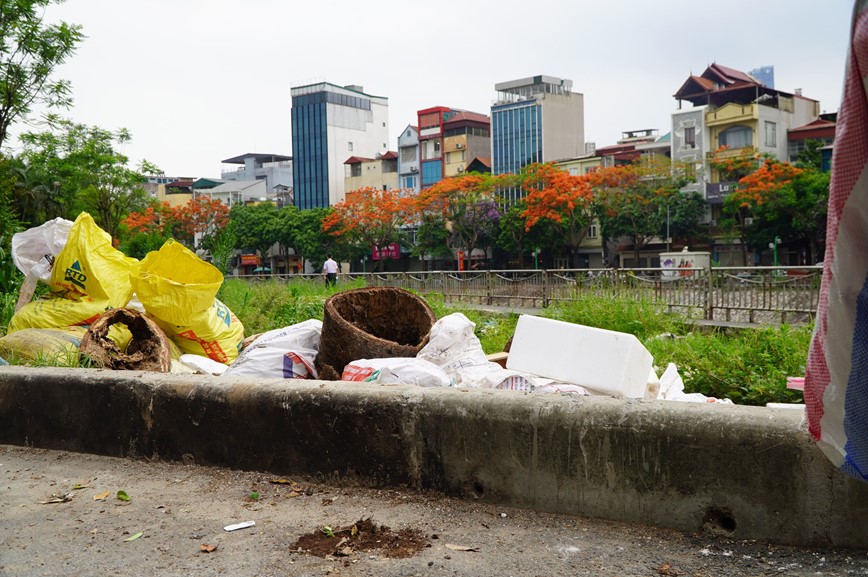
{"left": 291, "top": 517, "right": 428, "bottom": 558}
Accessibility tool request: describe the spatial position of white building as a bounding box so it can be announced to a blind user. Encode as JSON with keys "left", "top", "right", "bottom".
{"left": 291, "top": 82, "right": 390, "bottom": 208}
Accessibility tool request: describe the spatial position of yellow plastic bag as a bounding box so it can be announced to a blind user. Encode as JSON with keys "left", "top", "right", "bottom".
{"left": 133, "top": 239, "right": 223, "bottom": 324}
{"left": 0, "top": 327, "right": 87, "bottom": 365}
{"left": 149, "top": 299, "right": 244, "bottom": 363}
{"left": 133, "top": 239, "right": 244, "bottom": 363}
{"left": 50, "top": 212, "right": 138, "bottom": 306}
{"left": 9, "top": 297, "right": 109, "bottom": 332}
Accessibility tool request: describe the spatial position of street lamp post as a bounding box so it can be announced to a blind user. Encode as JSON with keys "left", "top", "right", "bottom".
{"left": 769, "top": 236, "right": 781, "bottom": 267}
{"left": 532, "top": 249, "right": 540, "bottom": 270}
{"left": 666, "top": 202, "right": 671, "bottom": 252}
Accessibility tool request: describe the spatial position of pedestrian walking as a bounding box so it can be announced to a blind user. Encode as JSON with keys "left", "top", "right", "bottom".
{"left": 323, "top": 254, "right": 338, "bottom": 287}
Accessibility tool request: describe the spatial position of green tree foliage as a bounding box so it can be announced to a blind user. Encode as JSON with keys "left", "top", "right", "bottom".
{"left": 229, "top": 202, "right": 279, "bottom": 260}
{"left": 290, "top": 207, "right": 335, "bottom": 273}
{"left": 17, "top": 118, "right": 150, "bottom": 238}
{"left": 663, "top": 190, "right": 708, "bottom": 247}
{"left": 0, "top": 0, "right": 84, "bottom": 147}
{"left": 411, "top": 214, "right": 452, "bottom": 263}
{"left": 204, "top": 221, "right": 238, "bottom": 276}
{"left": 0, "top": 156, "right": 23, "bottom": 292}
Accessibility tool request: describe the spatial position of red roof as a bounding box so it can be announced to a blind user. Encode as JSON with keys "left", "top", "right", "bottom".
{"left": 380, "top": 151, "right": 398, "bottom": 160}
{"left": 444, "top": 111, "right": 490, "bottom": 125}
{"left": 788, "top": 118, "right": 836, "bottom": 141}
{"left": 344, "top": 156, "right": 375, "bottom": 165}
{"left": 708, "top": 63, "right": 756, "bottom": 84}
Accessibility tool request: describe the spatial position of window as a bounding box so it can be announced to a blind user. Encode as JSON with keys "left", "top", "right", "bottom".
{"left": 684, "top": 126, "right": 696, "bottom": 148}
{"left": 348, "top": 142, "right": 353, "bottom": 152}
{"left": 718, "top": 125, "right": 752, "bottom": 149}
{"left": 401, "top": 146, "right": 417, "bottom": 162}
{"left": 351, "top": 164, "right": 361, "bottom": 177}
{"left": 764, "top": 121, "right": 777, "bottom": 147}
{"left": 587, "top": 223, "right": 599, "bottom": 239}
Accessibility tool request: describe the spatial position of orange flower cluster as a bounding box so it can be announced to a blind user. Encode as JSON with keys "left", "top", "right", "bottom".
{"left": 731, "top": 161, "right": 803, "bottom": 209}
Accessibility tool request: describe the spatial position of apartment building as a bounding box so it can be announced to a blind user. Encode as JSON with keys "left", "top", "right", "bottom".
{"left": 491, "top": 75, "right": 585, "bottom": 203}
{"left": 220, "top": 153, "right": 293, "bottom": 197}
{"left": 291, "top": 82, "right": 389, "bottom": 209}
{"left": 671, "top": 63, "right": 822, "bottom": 263}
{"left": 397, "top": 125, "right": 420, "bottom": 192}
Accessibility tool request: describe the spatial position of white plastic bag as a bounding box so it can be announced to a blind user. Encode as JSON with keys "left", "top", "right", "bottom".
{"left": 223, "top": 320, "right": 321, "bottom": 379}
{"left": 11, "top": 217, "right": 74, "bottom": 311}
{"left": 341, "top": 357, "right": 452, "bottom": 388}
{"left": 11, "top": 217, "right": 74, "bottom": 280}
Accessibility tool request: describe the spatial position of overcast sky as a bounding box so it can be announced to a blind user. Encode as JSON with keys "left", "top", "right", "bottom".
{"left": 6, "top": 0, "right": 854, "bottom": 178}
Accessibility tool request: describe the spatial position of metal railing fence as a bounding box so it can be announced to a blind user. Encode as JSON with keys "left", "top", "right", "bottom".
{"left": 234, "top": 265, "right": 823, "bottom": 325}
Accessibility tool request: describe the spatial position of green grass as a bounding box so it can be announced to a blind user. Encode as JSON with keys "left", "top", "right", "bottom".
{"left": 1, "top": 280, "right": 810, "bottom": 406}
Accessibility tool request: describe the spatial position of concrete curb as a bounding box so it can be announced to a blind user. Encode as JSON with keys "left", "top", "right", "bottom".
{"left": 1, "top": 366, "right": 866, "bottom": 548}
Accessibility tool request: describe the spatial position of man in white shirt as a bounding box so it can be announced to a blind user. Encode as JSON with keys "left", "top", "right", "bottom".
{"left": 323, "top": 254, "right": 338, "bottom": 287}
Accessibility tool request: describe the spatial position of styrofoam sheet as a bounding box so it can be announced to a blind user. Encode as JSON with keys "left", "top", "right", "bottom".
{"left": 505, "top": 315, "right": 653, "bottom": 398}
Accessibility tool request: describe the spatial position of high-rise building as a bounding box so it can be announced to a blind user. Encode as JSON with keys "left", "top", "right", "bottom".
{"left": 290, "top": 82, "right": 389, "bottom": 209}
{"left": 749, "top": 65, "right": 775, "bottom": 88}
{"left": 490, "top": 75, "right": 585, "bottom": 202}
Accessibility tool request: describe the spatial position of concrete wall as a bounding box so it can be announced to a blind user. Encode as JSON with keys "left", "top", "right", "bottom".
{"left": 1, "top": 366, "right": 866, "bottom": 548}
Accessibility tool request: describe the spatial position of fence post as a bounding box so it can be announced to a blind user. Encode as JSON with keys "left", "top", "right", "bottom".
{"left": 542, "top": 269, "right": 550, "bottom": 307}
{"left": 705, "top": 265, "right": 714, "bottom": 320}
{"left": 439, "top": 271, "right": 447, "bottom": 303}
{"left": 486, "top": 270, "right": 493, "bottom": 305}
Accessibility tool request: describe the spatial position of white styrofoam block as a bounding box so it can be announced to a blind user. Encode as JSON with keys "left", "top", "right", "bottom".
{"left": 505, "top": 315, "right": 653, "bottom": 398}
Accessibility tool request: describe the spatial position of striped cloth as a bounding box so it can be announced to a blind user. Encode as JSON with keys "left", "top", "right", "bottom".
{"left": 805, "top": 0, "right": 868, "bottom": 481}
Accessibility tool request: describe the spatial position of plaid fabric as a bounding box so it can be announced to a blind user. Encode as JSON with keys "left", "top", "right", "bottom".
{"left": 805, "top": 0, "right": 868, "bottom": 480}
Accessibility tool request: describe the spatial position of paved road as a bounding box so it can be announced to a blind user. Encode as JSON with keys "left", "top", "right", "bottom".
{"left": 2, "top": 445, "right": 866, "bottom": 577}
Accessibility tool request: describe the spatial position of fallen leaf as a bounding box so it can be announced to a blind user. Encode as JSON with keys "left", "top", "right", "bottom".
{"left": 200, "top": 544, "right": 218, "bottom": 553}
{"left": 39, "top": 492, "right": 73, "bottom": 504}
{"left": 334, "top": 546, "right": 354, "bottom": 557}
{"left": 93, "top": 491, "right": 110, "bottom": 501}
{"left": 321, "top": 496, "right": 337, "bottom": 506}
{"left": 269, "top": 478, "right": 292, "bottom": 485}
{"left": 116, "top": 490, "right": 131, "bottom": 502}
{"left": 445, "top": 543, "right": 480, "bottom": 552}
{"left": 71, "top": 482, "right": 90, "bottom": 490}
{"left": 124, "top": 531, "right": 144, "bottom": 542}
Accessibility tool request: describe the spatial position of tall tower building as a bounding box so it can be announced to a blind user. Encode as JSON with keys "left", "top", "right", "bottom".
{"left": 490, "top": 75, "right": 585, "bottom": 203}
{"left": 749, "top": 65, "right": 775, "bottom": 88}
{"left": 291, "top": 82, "right": 389, "bottom": 209}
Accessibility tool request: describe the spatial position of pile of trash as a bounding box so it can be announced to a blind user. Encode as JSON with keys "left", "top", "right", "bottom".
{"left": 0, "top": 214, "right": 727, "bottom": 404}
{"left": 1, "top": 213, "right": 244, "bottom": 369}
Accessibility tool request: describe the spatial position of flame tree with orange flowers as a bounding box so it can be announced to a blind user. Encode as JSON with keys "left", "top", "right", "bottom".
{"left": 122, "top": 196, "right": 230, "bottom": 259}
{"left": 722, "top": 152, "right": 828, "bottom": 264}
{"left": 321, "top": 186, "right": 415, "bottom": 271}
{"left": 589, "top": 158, "right": 693, "bottom": 267}
{"left": 518, "top": 163, "right": 596, "bottom": 269}
{"left": 413, "top": 173, "right": 503, "bottom": 271}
